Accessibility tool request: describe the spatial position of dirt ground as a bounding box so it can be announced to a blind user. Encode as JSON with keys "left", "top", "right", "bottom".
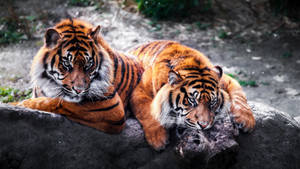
{"left": 0, "top": 1, "right": 299, "bottom": 117}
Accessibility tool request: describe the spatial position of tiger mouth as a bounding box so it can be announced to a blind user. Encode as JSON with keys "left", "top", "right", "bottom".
{"left": 61, "top": 88, "right": 87, "bottom": 102}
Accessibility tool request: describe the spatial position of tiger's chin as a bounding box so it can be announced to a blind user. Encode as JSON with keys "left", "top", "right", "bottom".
{"left": 62, "top": 95, "right": 83, "bottom": 103}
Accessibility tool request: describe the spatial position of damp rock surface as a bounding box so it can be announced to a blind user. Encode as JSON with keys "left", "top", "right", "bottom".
{"left": 0, "top": 101, "right": 299, "bottom": 169}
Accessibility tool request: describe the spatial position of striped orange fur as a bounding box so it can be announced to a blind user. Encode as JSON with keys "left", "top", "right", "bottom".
{"left": 128, "top": 40, "right": 255, "bottom": 150}
{"left": 15, "top": 19, "right": 143, "bottom": 133}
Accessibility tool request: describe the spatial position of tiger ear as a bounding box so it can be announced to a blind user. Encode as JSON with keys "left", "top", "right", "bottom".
{"left": 213, "top": 65, "right": 223, "bottom": 79}
{"left": 89, "top": 25, "right": 101, "bottom": 40}
{"left": 168, "top": 70, "right": 183, "bottom": 85}
{"left": 45, "top": 28, "right": 61, "bottom": 48}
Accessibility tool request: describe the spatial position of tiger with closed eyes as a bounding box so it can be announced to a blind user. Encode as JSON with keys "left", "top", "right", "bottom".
{"left": 128, "top": 40, "right": 255, "bottom": 150}
{"left": 13, "top": 18, "right": 142, "bottom": 133}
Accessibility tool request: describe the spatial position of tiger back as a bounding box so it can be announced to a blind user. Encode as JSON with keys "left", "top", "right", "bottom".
{"left": 15, "top": 18, "right": 143, "bottom": 133}
{"left": 128, "top": 40, "right": 255, "bottom": 150}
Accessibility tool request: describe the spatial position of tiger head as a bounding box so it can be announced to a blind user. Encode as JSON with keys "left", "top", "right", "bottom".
{"left": 31, "top": 19, "right": 113, "bottom": 102}
{"left": 151, "top": 66, "right": 229, "bottom": 130}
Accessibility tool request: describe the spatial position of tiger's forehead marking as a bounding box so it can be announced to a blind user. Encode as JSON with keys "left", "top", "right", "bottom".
{"left": 54, "top": 19, "right": 95, "bottom": 63}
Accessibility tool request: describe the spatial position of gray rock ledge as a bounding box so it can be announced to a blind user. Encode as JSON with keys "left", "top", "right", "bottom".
{"left": 0, "top": 101, "right": 299, "bottom": 169}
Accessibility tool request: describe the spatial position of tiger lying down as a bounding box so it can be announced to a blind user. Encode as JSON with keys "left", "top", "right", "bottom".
{"left": 129, "top": 40, "right": 255, "bottom": 150}
{"left": 12, "top": 18, "right": 143, "bottom": 133}
{"left": 12, "top": 19, "right": 255, "bottom": 154}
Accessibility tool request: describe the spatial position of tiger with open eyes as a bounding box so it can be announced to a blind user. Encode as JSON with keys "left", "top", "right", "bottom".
{"left": 13, "top": 18, "right": 143, "bottom": 133}
{"left": 128, "top": 40, "right": 255, "bottom": 150}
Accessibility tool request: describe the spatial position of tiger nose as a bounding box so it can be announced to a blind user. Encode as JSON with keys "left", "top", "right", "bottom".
{"left": 197, "top": 121, "right": 210, "bottom": 130}
{"left": 72, "top": 86, "right": 84, "bottom": 94}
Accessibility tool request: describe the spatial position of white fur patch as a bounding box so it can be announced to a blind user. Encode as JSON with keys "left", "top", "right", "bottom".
{"left": 31, "top": 49, "right": 113, "bottom": 103}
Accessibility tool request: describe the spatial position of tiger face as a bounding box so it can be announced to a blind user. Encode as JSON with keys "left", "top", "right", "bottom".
{"left": 151, "top": 66, "right": 228, "bottom": 130}
{"left": 31, "top": 19, "right": 112, "bottom": 102}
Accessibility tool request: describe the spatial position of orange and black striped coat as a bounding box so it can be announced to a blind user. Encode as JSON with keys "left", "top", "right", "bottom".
{"left": 14, "top": 19, "right": 143, "bottom": 133}
{"left": 128, "top": 40, "right": 255, "bottom": 150}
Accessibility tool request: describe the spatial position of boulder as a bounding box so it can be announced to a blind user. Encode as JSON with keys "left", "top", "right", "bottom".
{"left": 0, "top": 101, "right": 299, "bottom": 169}
{"left": 231, "top": 102, "right": 300, "bottom": 169}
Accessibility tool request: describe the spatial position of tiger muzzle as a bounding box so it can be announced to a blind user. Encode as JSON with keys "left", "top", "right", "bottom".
{"left": 186, "top": 104, "right": 215, "bottom": 130}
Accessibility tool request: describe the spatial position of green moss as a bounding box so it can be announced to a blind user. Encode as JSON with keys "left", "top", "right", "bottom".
{"left": 195, "top": 21, "right": 211, "bottom": 30}
{"left": 0, "top": 18, "right": 25, "bottom": 44}
{"left": 0, "top": 87, "right": 32, "bottom": 103}
{"left": 226, "top": 73, "right": 258, "bottom": 87}
{"left": 68, "top": 0, "right": 94, "bottom": 6}
{"left": 218, "top": 30, "right": 229, "bottom": 39}
{"left": 136, "top": 0, "right": 210, "bottom": 20}
{"left": 281, "top": 51, "right": 292, "bottom": 58}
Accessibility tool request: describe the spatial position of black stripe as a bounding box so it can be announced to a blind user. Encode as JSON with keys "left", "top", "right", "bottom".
{"left": 108, "top": 117, "right": 126, "bottom": 126}
{"left": 90, "top": 102, "right": 119, "bottom": 112}
{"left": 201, "top": 73, "right": 213, "bottom": 76}
{"left": 63, "top": 37, "right": 80, "bottom": 48}
{"left": 115, "top": 56, "right": 126, "bottom": 92}
{"left": 135, "top": 61, "right": 143, "bottom": 84}
{"left": 183, "top": 67, "right": 210, "bottom": 73}
{"left": 120, "top": 58, "right": 130, "bottom": 93}
{"left": 40, "top": 89, "right": 46, "bottom": 97}
{"left": 68, "top": 45, "right": 87, "bottom": 52}
{"left": 43, "top": 52, "right": 50, "bottom": 69}
{"left": 97, "top": 51, "right": 103, "bottom": 70}
{"left": 113, "top": 57, "right": 118, "bottom": 79}
{"left": 169, "top": 110, "right": 177, "bottom": 117}
{"left": 189, "top": 79, "right": 217, "bottom": 88}
{"left": 50, "top": 56, "right": 56, "bottom": 71}
{"left": 77, "top": 35, "right": 89, "bottom": 39}
{"left": 203, "top": 85, "right": 215, "bottom": 91}
{"left": 176, "top": 94, "right": 180, "bottom": 107}
{"left": 138, "top": 43, "right": 152, "bottom": 55}
{"left": 62, "top": 30, "right": 85, "bottom": 34}
{"left": 57, "top": 24, "right": 75, "bottom": 29}
{"left": 220, "top": 92, "right": 224, "bottom": 109}
{"left": 91, "top": 48, "right": 95, "bottom": 59}
{"left": 187, "top": 72, "right": 204, "bottom": 75}
{"left": 208, "top": 77, "right": 218, "bottom": 85}
{"left": 193, "top": 84, "right": 202, "bottom": 89}
{"left": 201, "top": 90, "right": 210, "bottom": 95}
{"left": 185, "top": 75, "right": 199, "bottom": 79}
{"left": 148, "top": 42, "right": 161, "bottom": 54}
{"left": 80, "top": 40, "right": 89, "bottom": 48}
{"left": 180, "top": 87, "right": 187, "bottom": 95}
{"left": 127, "top": 63, "right": 136, "bottom": 97}
{"left": 63, "top": 34, "right": 72, "bottom": 38}
{"left": 169, "top": 91, "right": 173, "bottom": 108}
{"left": 89, "top": 41, "right": 94, "bottom": 48}
{"left": 185, "top": 120, "right": 195, "bottom": 127}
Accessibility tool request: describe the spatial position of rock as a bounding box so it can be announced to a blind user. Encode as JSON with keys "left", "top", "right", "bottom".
{"left": 295, "top": 116, "right": 300, "bottom": 124}
{"left": 0, "top": 102, "right": 299, "bottom": 169}
{"left": 174, "top": 106, "right": 239, "bottom": 169}
{"left": 231, "top": 102, "right": 300, "bottom": 169}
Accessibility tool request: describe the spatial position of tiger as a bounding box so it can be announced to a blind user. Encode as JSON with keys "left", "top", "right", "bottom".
{"left": 13, "top": 18, "right": 143, "bottom": 134}
{"left": 128, "top": 40, "right": 255, "bottom": 150}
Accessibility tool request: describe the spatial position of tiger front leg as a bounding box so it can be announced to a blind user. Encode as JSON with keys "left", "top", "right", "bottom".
{"left": 60, "top": 93, "right": 126, "bottom": 134}
{"left": 15, "top": 97, "right": 71, "bottom": 116}
{"left": 221, "top": 74, "right": 255, "bottom": 132}
{"left": 229, "top": 90, "right": 255, "bottom": 132}
{"left": 130, "top": 84, "right": 168, "bottom": 150}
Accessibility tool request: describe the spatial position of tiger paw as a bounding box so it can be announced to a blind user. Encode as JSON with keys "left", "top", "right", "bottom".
{"left": 231, "top": 104, "right": 255, "bottom": 132}
{"left": 8, "top": 102, "right": 19, "bottom": 106}
{"left": 144, "top": 125, "right": 169, "bottom": 151}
